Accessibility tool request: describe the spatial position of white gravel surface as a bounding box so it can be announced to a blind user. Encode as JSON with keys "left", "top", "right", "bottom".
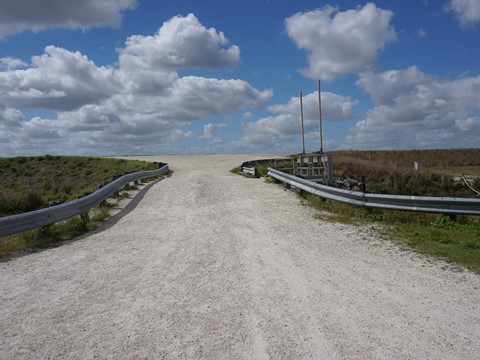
{"left": 1, "top": 154, "right": 479, "bottom": 359}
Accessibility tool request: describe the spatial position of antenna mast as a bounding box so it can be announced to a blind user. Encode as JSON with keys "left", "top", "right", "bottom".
{"left": 318, "top": 80, "right": 323, "bottom": 153}
{"left": 300, "top": 91, "right": 305, "bottom": 154}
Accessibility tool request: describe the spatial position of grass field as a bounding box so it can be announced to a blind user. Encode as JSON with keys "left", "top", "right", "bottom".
{"left": 331, "top": 148, "right": 480, "bottom": 197}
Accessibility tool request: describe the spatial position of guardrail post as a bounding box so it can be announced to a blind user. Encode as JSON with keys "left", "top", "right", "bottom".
{"left": 359, "top": 176, "right": 366, "bottom": 192}
{"left": 285, "top": 182, "right": 291, "bottom": 190}
{"left": 80, "top": 212, "right": 89, "bottom": 222}
{"left": 113, "top": 175, "right": 120, "bottom": 196}
{"left": 446, "top": 214, "right": 457, "bottom": 222}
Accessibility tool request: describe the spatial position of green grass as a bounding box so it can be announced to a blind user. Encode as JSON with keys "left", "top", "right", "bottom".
{"left": 0, "top": 156, "right": 169, "bottom": 261}
{"left": 0, "top": 155, "right": 159, "bottom": 216}
{"left": 302, "top": 192, "right": 480, "bottom": 273}
{"left": 0, "top": 205, "right": 110, "bottom": 261}
{"left": 388, "top": 217, "right": 480, "bottom": 272}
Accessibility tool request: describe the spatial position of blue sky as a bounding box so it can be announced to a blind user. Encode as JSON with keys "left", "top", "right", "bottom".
{"left": 0, "top": 0, "right": 479, "bottom": 156}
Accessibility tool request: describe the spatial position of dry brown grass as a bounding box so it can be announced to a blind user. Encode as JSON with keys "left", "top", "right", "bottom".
{"left": 331, "top": 148, "right": 480, "bottom": 197}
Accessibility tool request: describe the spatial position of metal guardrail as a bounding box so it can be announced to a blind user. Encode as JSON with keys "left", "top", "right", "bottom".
{"left": 268, "top": 167, "right": 480, "bottom": 216}
{"left": 0, "top": 164, "right": 169, "bottom": 237}
{"left": 242, "top": 166, "right": 256, "bottom": 176}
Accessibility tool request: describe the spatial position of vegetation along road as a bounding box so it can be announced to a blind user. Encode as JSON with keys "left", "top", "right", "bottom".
{"left": 1, "top": 155, "right": 479, "bottom": 359}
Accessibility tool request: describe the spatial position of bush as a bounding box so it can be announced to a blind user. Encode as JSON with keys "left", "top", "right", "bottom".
{"left": 24, "top": 191, "right": 44, "bottom": 212}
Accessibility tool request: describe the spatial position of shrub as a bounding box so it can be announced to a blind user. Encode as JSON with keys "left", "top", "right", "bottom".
{"left": 24, "top": 191, "right": 44, "bottom": 212}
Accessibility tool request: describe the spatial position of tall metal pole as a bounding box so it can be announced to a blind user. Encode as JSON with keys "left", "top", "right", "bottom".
{"left": 318, "top": 80, "right": 323, "bottom": 153}
{"left": 300, "top": 91, "right": 305, "bottom": 154}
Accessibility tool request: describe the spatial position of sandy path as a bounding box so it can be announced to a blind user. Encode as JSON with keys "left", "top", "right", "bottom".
{"left": 1, "top": 154, "right": 479, "bottom": 359}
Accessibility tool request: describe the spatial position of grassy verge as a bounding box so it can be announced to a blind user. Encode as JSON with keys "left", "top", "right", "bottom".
{"left": 0, "top": 156, "right": 171, "bottom": 261}
{"left": 302, "top": 192, "right": 480, "bottom": 273}
{"left": 0, "top": 155, "right": 160, "bottom": 216}
{"left": 0, "top": 164, "right": 169, "bottom": 261}
{"left": 0, "top": 203, "right": 111, "bottom": 261}
{"left": 235, "top": 150, "right": 480, "bottom": 272}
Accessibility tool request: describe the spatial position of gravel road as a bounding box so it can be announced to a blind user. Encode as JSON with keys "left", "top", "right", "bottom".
{"left": 1, "top": 154, "right": 479, "bottom": 359}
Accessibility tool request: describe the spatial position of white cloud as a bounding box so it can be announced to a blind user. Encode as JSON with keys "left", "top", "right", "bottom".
{"left": 0, "top": 0, "right": 137, "bottom": 37}
{"left": 202, "top": 123, "right": 216, "bottom": 139}
{"left": 169, "top": 130, "right": 194, "bottom": 142}
{"left": 0, "top": 46, "right": 119, "bottom": 111}
{"left": 0, "top": 104, "right": 24, "bottom": 127}
{"left": 0, "top": 14, "right": 271, "bottom": 155}
{"left": 0, "top": 57, "right": 27, "bottom": 71}
{"left": 344, "top": 66, "right": 480, "bottom": 149}
{"left": 285, "top": 3, "right": 396, "bottom": 80}
{"left": 0, "top": 106, "right": 63, "bottom": 155}
{"left": 119, "top": 14, "right": 240, "bottom": 72}
{"left": 201, "top": 123, "right": 227, "bottom": 139}
{"left": 228, "top": 91, "right": 357, "bottom": 152}
{"left": 444, "top": 0, "right": 480, "bottom": 28}
{"left": 168, "top": 77, "right": 271, "bottom": 119}
{"left": 114, "top": 14, "right": 243, "bottom": 95}
{"left": 268, "top": 91, "right": 358, "bottom": 121}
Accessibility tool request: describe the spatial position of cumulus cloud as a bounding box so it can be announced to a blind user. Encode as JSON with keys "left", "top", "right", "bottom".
{"left": 0, "top": 57, "right": 27, "bottom": 71}
{"left": 344, "top": 66, "right": 480, "bottom": 149}
{"left": 230, "top": 91, "right": 357, "bottom": 152}
{"left": 167, "top": 77, "right": 271, "bottom": 118}
{"left": 115, "top": 13, "right": 242, "bottom": 96}
{"left": 285, "top": 3, "right": 396, "bottom": 80}
{"left": 444, "top": 0, "right": 480, "bottom": 28}
{"left": 201, "top": 123, "right": 227, "bottom": 140}
{"left": 0, "top": 46, "right": 119, "bottom": 111}
{"left": 0, "top": 14, "right": 272, "bottom": 155}
{"left": 119, "top": 14, "right": 240, "bottom": 72}
{"left": 0, "top": 0, "right": 137, "bottom": 37}
{"left": 0, "top": 105, "right": 63, "bottom": 155}
{"left": 0, "top": 104, "right": 24, "bottom": 127}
